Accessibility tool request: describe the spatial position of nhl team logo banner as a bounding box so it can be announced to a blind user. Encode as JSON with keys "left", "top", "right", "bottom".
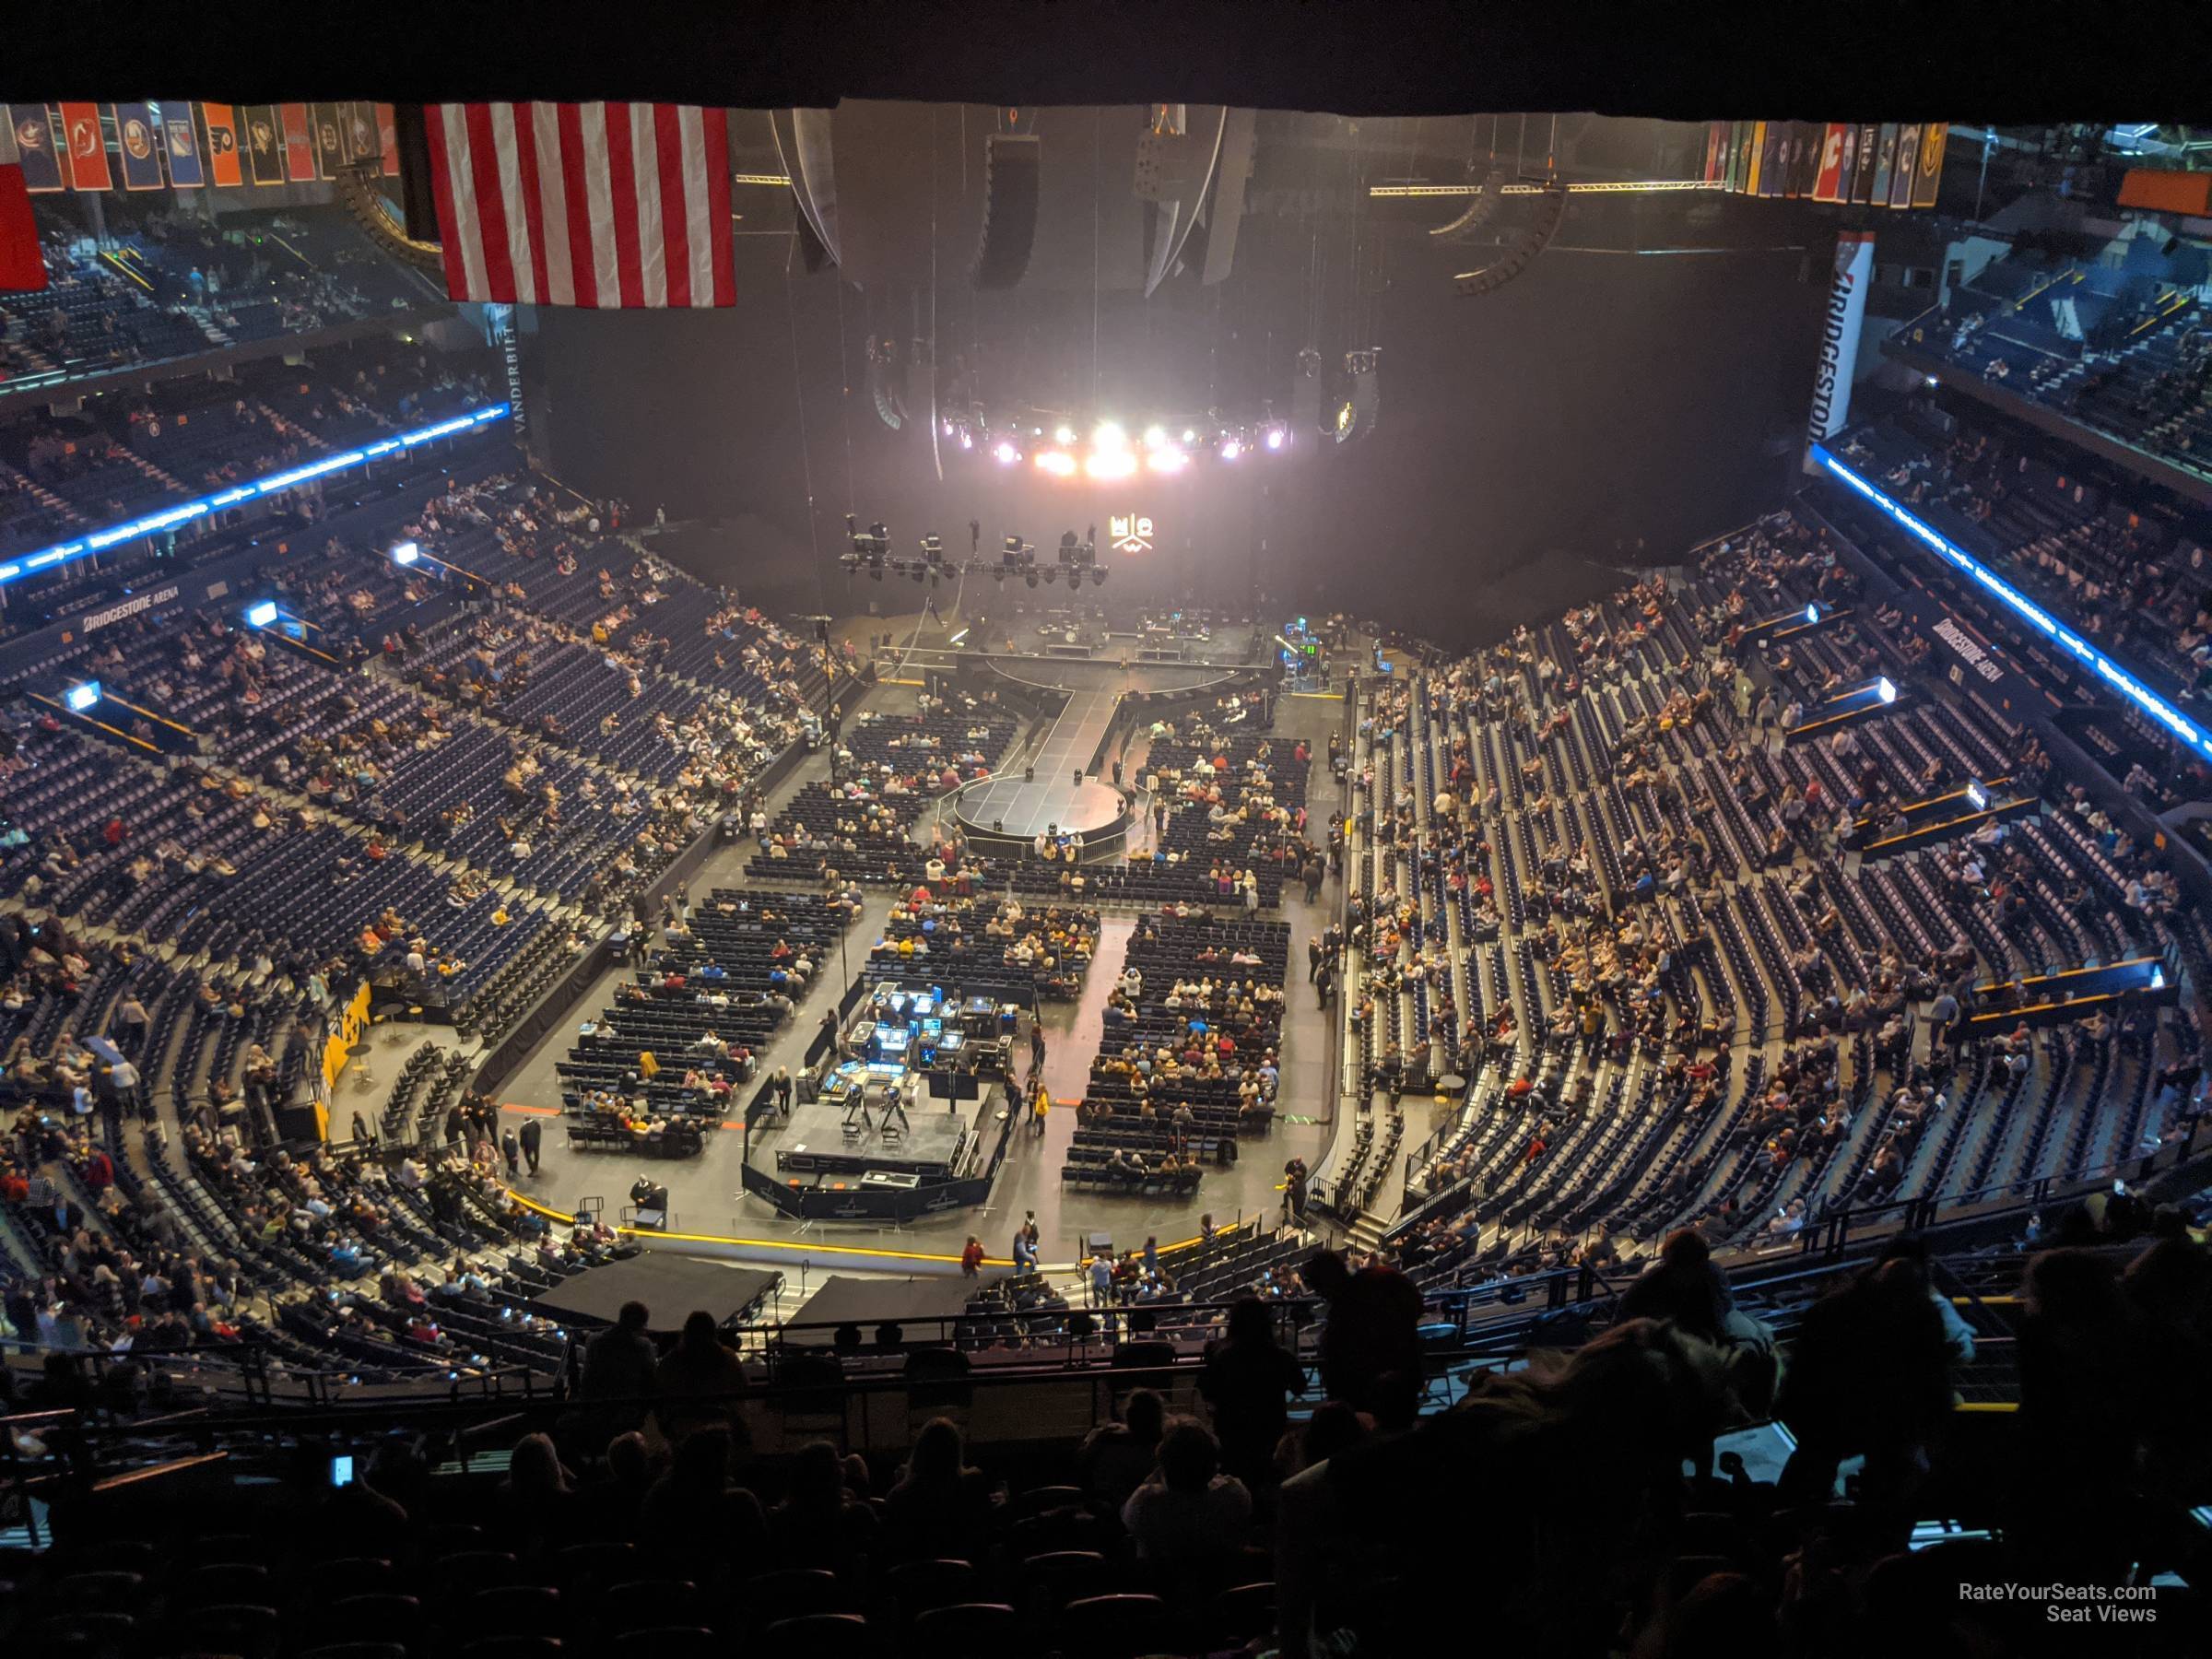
{"left": 1813, "top": 123, "right": 1847, "bottom": 203}
{"left": 345, "top": 102, "right": 379, "bottom": 170}
{"left": 312, "top": 101, "right": 347, "bottom": 177}
{"left": 244, "top": 105, "right": 285, "bottom": 185}
{"left": 59, "top": 102, "right": 112, "bottom": 191}
{"left": 1851, "top": 124, "right": 1879, "bottom": 205}
{"left": 1703, "top": 121, "right": 1726, "bottom": 184}
{"left": 114, "top": 102, "right": 164, "bottom": 191}
{"left": 159, "top": 102, "right": 204, "bottom": 187}
{"left": 1832, "top": 124, "right": 1861, "bottom": 207}
{"left": 280, "top": 103, "right": 316, "bottom": 182}
{"left": 374, "top": 102, "right": 399, "bottom": 176}
{"left": 1868, "top": 123, "right": 1900, "bottom": 207}
{"left": 200, "top": 103, "right": 243, "bottom": 188}
{"left": 1889, "top": 124, "right": 1923, "bottom": 208}
{"left": 1912, "top": 123, "right": 1947, "bottom": 209}
{"left": 8, "top": 107, "right": 63, "bottom": 193}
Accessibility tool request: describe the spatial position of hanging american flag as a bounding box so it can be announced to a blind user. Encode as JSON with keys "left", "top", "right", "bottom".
{"left": 424, "top": 101, "right": 734, "bottom": 309}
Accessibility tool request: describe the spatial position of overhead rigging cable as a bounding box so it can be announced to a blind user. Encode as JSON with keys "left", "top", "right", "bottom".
{"left": 833, "top": 266, "right": 856, "bottom": 514}
{"left": 782, "top": 253, "right": 827, "bottom": 613}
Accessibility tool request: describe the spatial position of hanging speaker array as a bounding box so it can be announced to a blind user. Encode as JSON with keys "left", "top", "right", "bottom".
{"left": 971, "top": 133, "right": 1041, "bottom": 290}
{"left": 1429, "top": 169, "right": 1506, "bottom": 241}
{"left": 1453, "top": 182, "right": 1569, "bottom": 298}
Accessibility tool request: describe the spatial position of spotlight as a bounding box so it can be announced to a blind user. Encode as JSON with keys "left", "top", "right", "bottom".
{"left": 246, "top": 600, "right": 278, "bottom": 628}
{"left": 1092, "top": 420, "right": 1127, "bottom": 450}
{"left": 1142, "top": 424, "right": 1170, "bottom": 450}
{"left": 1054, "top": 424, "right": 1076, "bottom": 444}
{"left": 1182, "top": 428, "right": 1196, "bottom": 443}
{"left": 942, "top": 419, "right": 955, "bottom": 437}
{"left": 1147, "top": 447, "right": 1188, "bottom": 475}
{"left": 958, "top": 429, "right": 974, "bottom": 451}
{"left": 1035, "top": 449, "right": 1077, "bottom": 477}
{"left": 1265, "top": 427, "right": 1288, "bottom": 452}
{"left": 1218, "top": 437, "right": 1242, "bottom": 461}
{"left": 391, "top": 541, "right": 420, "bottom": 565}
{"left": 65, "top": 681, "right": 100, "bottom": 712}
{"left": 993, "top": 441, "right": 1022, "bottom": 465}
{"left": 1085, "top": 449, "right": 1137, "bottom": 480}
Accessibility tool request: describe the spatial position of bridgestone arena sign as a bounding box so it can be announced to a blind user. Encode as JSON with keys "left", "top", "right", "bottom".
{"left": 1806, "top": 229, "right": 1877, "bottom": 450}
{"left": 82, "top": 584, "right": 181, "bottom": 632}
{"left": 1933, "top": 616, "right": 2006, "bottom": 683}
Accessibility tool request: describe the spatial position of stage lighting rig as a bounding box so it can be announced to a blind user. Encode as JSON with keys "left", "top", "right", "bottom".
{"left": 841, "top": 514, "right": 893, "bottom": 581}
{"left": 1058, "top": 530, "right": 1107, "bottom": 587}
{"left": 997, "top": 534, "right": 1040, "bottom": 587}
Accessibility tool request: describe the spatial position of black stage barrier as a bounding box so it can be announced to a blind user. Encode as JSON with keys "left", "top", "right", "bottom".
{"left": 527, "top": 1253, "right": 782, "bottom": 1331}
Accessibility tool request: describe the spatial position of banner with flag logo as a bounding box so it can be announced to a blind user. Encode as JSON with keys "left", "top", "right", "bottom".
{"left": 1813, "top": 123, "right": 1847, "bottom": 203}
{"left": 280, "top": 103, "right": 315, "bottom": 182}
{"left": 59, "top": 102, "right": 112, "bottom": 192}
{"left": 8, "top": 107, "right": 62, "bottom": 193}
{"left": 244, "top": 106, "right": 285, "bottom": 185}
{"left": 0, "top": 163, "right": 45, "bottom": 292}
{"left": 1912, "top": 123, "right": 1947, "bottom": 209}
{"left": 113, "top": 102, "right": 163, "bottom": 191}
{"left": 159, "top": 103, "right": 204, "bottom": 187}
{"left": 423, "top": 101, "right": 736, "bottom": 309}
{"left": 1889, "top": 124, "right": 1923, "bottom": 208}
{"left": 374, "top": 102, "right": 399, "bottom": 176}
{"left": 201, "top": 103, "right": 243, "bottom": 187}
{"left": 312, "top": 101, "right": 347, "bottom": 177}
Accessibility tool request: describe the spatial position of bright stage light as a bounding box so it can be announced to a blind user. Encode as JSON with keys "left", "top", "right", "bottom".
{"left": 993, "top": 441, "right": 1021, "bottom": 465}
{"left": 1218, "top": 438, "right": 1242, "bottom": 461}
{"left": 1182, "top": 428, "right": 1197, "bottom": 443}
{"left": 958, "top": 429, "right": 974, "bottom": 451}
{"left": 1035, "top": 449, "right": 1077, "bottom": 477}
{"left": 1054, "top": 424, "right": 1076, "bottom": 444}
{"left": 1877, "top": 677, "right": 1898, "bottom": 704}
{"left": 391, "top": 541, "right": 420, "bottom": 565}
{"left": 65, "top": 681, "right": 100, "bottom": 712}
{"left": 1805, "top": 603, "right": 1820, "bottom": 624}
{"left": 1085, "top": 449, "right": 1138, "bottom": 480}
{"left": 246, "top": 600, "right": 278, "bottom": 628}
{"left": 1147, "top": 447, "right": 1188, "bottom": 475}
{"left": 1093, "top": 421, "right": 1127, "bottom": 450}
{"left": 1143, "top": 424, "right": 1170, "bottom": 450}
{"left": 942, "top": 419, "right": 955, "bottom": 437}
{"left": 1265, "top": 427, "right": 1288, "bottom": 452}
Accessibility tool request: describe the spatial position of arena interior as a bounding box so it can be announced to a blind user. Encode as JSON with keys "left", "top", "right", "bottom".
{"left": 4, "top": 25, "right": 2212, "bottom": 1659}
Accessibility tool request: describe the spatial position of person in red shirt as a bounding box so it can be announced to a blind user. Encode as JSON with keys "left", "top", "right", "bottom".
{"left": 103, "top": 818, "right": 125, "bottom": 846}
{"left": 960, "top": 1237, "right": 985, "bottom": 1278}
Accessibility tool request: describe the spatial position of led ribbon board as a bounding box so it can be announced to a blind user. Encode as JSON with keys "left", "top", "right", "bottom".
{"left": 1811, "top": 443, "right": 2212, "bottom": 765}
{"left": 0, "top": 405, "right": 512, "bottom": 590}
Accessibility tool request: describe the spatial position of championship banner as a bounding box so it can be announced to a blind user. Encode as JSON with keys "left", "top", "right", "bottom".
{"left": 1759, "top": 122, "right": 1784, "bottom": 197}
{"left": 280, "top": 103, "right": 315, "bottom": 182}
{"left": 1912, "top": 122, "right": 1947, "bottom": 209}
{"left": 1888, "top": 124, "right": 1921, "bottom": 208}
{"left": 58, "top": 102, "right": 112, "bottom": 192}
{"left": 1733, "top": 121, "right": 1753, "bottom": 193}
{"left": 1868, "top": 123, "right": 1900, "bottom": 207}
{"left": 244, "top": 106, "right": 285, "bottom": 185}
{"left": 159, "top": 102, "right": 204, "bottom": 187}
{"left": 374, "top": 102, "right": 399, "bottom": 176}
{"left": 9, "top": 108, "right": 62, "bottom": 193}
{"left": 1806, "top": 229, "right": 1877, "bottom": 453}
{"left": 1746, "top": 121, "right": 1767, "bottom": 196}
{"left": 201, "top": 102, "right": 243, "bottom": 187}
{"left": 312, "top": 101, "right": 347, "bottom": 176}
{"left": 1813, "top": 122, "right": 1847, "bottom": 203}
{"left": 1704, "top": 120, "right": 1726, "bottom": 184}
{"left": 1799, "top": 123, "right": 1825, "bottom": 197}
{"left": 113, "top": 103, "right": 163, "bottom": 191}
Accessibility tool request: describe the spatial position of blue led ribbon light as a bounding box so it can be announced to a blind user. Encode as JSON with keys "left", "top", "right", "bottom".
{"left": 1812, "top": 442, "right": 2212, "bottom": 765}
{"left": 0, "top": 404, "right": 511, "bottom": 590}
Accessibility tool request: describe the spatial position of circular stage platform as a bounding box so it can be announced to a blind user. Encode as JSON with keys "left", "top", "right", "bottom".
{"left": 954, "top": 773, "right": 1131, "bottom": 860}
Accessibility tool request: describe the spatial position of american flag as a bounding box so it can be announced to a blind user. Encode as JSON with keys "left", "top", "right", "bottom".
{"left": 425, "top": 102, "right": 735, "bottom": 309}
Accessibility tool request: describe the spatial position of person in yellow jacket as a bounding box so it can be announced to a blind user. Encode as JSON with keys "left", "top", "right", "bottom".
{"left": 638, "top": 1050, "right": 660, "bottom": 1081}
{"left": 1030, "top": 1087, "right": 1049, "bottom": 1137}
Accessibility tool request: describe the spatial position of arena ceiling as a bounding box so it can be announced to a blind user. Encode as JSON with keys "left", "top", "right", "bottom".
{"left": 7, "top": 1, "right": 2204, "bottom": 122}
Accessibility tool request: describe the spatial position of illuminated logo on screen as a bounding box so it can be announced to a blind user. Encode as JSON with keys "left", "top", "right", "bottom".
{"left": 1110, "top": 514, "right": 1153, "bottom": 556}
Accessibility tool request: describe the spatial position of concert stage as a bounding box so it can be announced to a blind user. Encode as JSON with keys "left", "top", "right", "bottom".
{"left": 771, "top": 1100, "right": 973, "bottom": 1181}
{"left": 785, "top": 1273, "right": 979, "bottom": 1342}
{"left": 954, "top": 685, "right": 1133, "bottom": 858}
{"left": 527, "top": 1253, "right": 782, "bottom": 1332}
